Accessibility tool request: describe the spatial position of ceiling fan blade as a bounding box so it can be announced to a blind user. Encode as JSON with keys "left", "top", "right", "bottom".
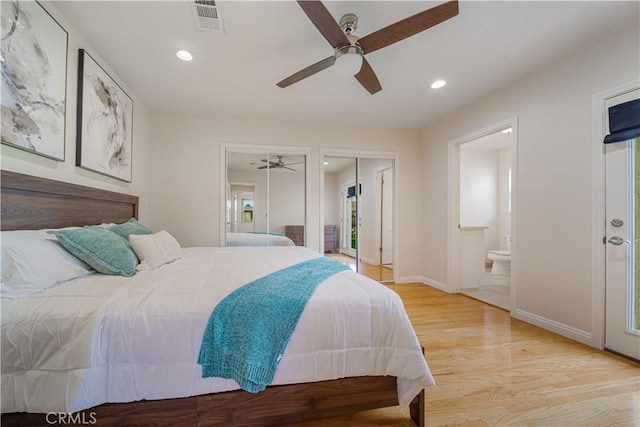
{"left": 284, "top": 167, "right": 297, "bottom": 171}
{"left": 285, "top": 162, "right": 305, "bottom": 166}
{"left": 354, "top": 58, "right": 382, "bottom": 94}
{"left": 277, "top": 56, "right": 335, "bottom": 89}
{"left": 296, "top": 0, "right": 350, "bottom": 49}
{"left": 358, "top": 0, "right": 459, "bottom": 55}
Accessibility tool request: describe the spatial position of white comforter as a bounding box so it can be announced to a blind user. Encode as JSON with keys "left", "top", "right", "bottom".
{"left": 226, "top": 232, "right": 295, "bottom": 246}
{"left": 1, "top": 246, "right": 434, "bottom": 413}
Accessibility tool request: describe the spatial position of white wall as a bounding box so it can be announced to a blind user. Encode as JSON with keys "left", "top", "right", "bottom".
{"left": 460, "top": 148, "right": 498, "bottom": 224}
{"left": 420, "top": 24, "right": 639, "bottom": 343}
{"left": 323, "top": 172, "right": 339, "bottom": 231}
{"left": 148, "top": 113, "right": 423, "bottom": 279}
{"left": 0, "top": 2, "right": 150, "bottom": 222}
{"left": 460, "top": 148, "right": 499, "bottom": 257}
{"left": 498, "top": 148, "right": 512, "bottom": 251}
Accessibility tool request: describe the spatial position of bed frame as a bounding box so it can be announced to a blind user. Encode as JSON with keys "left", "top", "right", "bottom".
{"left": 0, "top": 170, "right": 425, "bottom": 427}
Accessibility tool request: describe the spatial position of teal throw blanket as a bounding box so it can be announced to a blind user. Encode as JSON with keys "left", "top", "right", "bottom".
{"left": 198, "top": 256, "right": 349, "bottom": 392}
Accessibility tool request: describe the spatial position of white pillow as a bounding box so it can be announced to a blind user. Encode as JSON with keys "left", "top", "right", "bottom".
{"left": 1, "top": 230, "right": 94, "bottom": 298}
{"left": 129, "top": 230, "right": 182, "bottom": 271}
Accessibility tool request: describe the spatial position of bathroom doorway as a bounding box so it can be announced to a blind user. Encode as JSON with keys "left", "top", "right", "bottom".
{"left": 448, "top": 119, "right": 517, "bottom": 311}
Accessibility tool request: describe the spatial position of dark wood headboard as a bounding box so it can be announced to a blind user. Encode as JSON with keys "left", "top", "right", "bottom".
{"left": 1, "top": 170, "right": 139, "bottom": 231}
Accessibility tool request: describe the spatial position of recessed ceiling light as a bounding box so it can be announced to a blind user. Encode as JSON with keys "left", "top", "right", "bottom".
{"left": 323, "top": 162, "right": 329, "bottom": 165}
{"left": 430, "top": 80, "right": 446, "bottom": 89}
{"left": 176, "top": 50, "right": 193, "bottom": 61}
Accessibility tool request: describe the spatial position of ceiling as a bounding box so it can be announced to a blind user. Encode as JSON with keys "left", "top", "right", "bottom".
{"left": 52, "top": 1, "right": 639, "bottom": 129}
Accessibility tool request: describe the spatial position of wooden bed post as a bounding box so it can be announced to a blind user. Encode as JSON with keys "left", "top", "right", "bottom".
{"left": 409, "top": 388, "right": 425, "bottom": 427}
{"left": 409, "top": 345, "right": 426, "bottom": 427}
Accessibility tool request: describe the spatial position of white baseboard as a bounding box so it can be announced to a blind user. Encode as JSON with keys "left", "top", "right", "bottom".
{"left": 395, "top": 276, "right": 453, "bottom": 293}
{"left": 395, "top": 276, "right": 425, "bottom": 284}
{"left": 360, "top": 256, "right": 376, "bottom": 265}
{"left": 513, "top": 308, "right": 595, "bottom": 347}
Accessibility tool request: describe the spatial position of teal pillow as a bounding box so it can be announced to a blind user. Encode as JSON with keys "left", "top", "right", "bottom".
{"left": 48, "top": 226, "right": 138, "bottom": 277}
{"left": 108, "top": 218, "right": 153, "bottom": 239}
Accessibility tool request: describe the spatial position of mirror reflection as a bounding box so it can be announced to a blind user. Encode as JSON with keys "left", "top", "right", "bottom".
{"left": 226, "top": 151, "right": 306, "bottom": 247}
{"left": 323, "top": 156, "right": 394, "bottom": 282}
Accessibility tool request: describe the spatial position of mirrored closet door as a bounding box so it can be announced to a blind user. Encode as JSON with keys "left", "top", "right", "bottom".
{"left": 323, "top": 155, "right": 395, "bottom": 282}
{"left": 225, "top": 149, "right": 306, "bottom": 247}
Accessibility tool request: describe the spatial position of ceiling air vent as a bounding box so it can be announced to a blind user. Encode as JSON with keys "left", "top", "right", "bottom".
{"left": 193, "top": 0, "right": 223, "bottom": 32}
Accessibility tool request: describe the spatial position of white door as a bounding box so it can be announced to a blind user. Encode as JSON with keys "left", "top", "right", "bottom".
{"left": 380, "top": 168, "right": 393, "bottom": 266}
{"left": 604, "top": 91, "right": 640, "bottom": 360}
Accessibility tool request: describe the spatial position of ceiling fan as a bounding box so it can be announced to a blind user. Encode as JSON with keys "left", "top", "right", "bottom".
{"left": 257, "top": 155, "right": 304, "bottom": 171}
{"left": 276, "top": 0, "right": 459, "bottom": 95}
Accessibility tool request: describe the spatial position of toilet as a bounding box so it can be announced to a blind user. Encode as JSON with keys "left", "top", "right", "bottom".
{"left": 487, "top": 235, "right": 511, "bottom": 275}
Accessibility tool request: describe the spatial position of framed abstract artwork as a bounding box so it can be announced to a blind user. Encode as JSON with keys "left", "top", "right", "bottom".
{"left": 0, "top": 0, "right": 68, "bottom": 161}
{"left": 77, "top": 49, "right": 133, "bottom": 182}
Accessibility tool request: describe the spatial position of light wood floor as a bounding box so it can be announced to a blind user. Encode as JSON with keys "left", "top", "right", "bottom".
{"left": 326, "top": 253, "right": 393, "bottom": 282}
{"left": 288, "top": 283, "right": 640, "bottom": 427}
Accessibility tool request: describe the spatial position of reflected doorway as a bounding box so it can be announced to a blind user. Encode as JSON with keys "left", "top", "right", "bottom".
{"left": 342, "top": 183, "right": 357, "bottom": 258}
{"left": 322, "top": 154, "right": 395, "bottom": 283}
{"left": 230, "top": 185, "right": 255, "bottom": 233}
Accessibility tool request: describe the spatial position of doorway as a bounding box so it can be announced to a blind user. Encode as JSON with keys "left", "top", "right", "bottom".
{"left": 322, "top": 152, "right": 397, "bottom": 283}
{"left": 341, "top": 182, "right": 358, "bottom": 258}
{"left": 601, "top": 88, "right": 639, "bottom": 361}
{"left": 448, "top": 118, "right": 517, "bottom": 311}
{"left": 230, "top": 185, "right": 255, "bottom": 233}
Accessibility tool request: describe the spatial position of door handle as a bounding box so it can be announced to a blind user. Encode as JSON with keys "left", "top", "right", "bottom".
{"left": 608, "top": 236, "right": 630, "bottom": 246}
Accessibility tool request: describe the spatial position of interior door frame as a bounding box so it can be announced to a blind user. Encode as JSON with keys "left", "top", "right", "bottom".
{"left": 446, "top": 116, "right": 518, "bottom": 311}
{"left": 320, "top": 148, "right": 399, "bottom": 283}
{"left": 591, "top": 80, "right": 640, "bottom": 350}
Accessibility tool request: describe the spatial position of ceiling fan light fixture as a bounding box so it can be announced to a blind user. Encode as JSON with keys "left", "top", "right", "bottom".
{"left": 334, "top": 45, "right": 363, "bottom": 77}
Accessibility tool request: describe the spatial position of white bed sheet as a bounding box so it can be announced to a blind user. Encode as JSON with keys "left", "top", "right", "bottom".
{"left": 1, "top": 246, "right": 434, "bottom": 414}
{"left": 226, "top": 232, "right": 295, "bottom": 246}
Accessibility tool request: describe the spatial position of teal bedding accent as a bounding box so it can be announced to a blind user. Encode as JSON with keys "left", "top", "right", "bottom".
{"left": 108, "top": 218, "right": 153, "bottom": 239}
{"left": 197, "top": 256, "right": 350, "bottom": 392}
{"left": 48, "top": 226, "right": 139, "bottom": 276}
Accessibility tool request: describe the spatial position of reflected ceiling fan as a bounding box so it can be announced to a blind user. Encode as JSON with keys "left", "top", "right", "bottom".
{"left": 276, "top": 0, "right": 459, "bottom": 95}
{"left": 257, "top": 155, "right": 304, "bottom": 171}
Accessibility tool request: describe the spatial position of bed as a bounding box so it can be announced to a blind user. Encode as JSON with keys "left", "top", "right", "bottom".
{"left": 0, "top": 170, "right": 432, "bottom": 427}
{"left": 226, "top": 232, "right": 295, "bottom": 246}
